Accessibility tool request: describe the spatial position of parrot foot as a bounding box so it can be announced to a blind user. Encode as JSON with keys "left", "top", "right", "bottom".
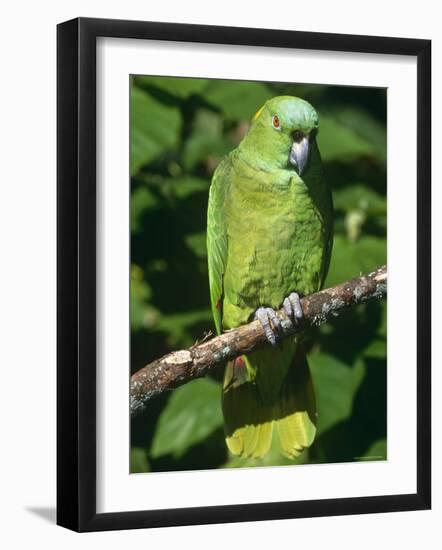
{"left": 254, "top": 307, "right": 281, "bottom": 347}
{"left": 255, "top": 292, "right": 304, "bottom": 346}
{"left": 283, "top": 292, "right": 304, "bottom": 325}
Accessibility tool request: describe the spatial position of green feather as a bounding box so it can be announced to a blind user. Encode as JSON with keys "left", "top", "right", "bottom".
{"left": 207, "top": 157, "right": 230, "bottom": 335}
{"left": 207, "top": 95, "right": 333, "bottom": 459}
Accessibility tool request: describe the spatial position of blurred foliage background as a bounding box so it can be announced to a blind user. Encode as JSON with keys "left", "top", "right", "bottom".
{"left": 130, "top": 75, "right": 387, "bottom": 473}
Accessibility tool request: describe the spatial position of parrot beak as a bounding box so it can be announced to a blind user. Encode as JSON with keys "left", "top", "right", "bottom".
{"left": 289, "top": 134, "right": 310, "bottom": 175}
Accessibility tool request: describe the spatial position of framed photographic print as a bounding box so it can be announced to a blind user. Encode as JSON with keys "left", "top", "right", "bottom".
{"left": 57, "top": 17, "right": 431, "bottom": 532}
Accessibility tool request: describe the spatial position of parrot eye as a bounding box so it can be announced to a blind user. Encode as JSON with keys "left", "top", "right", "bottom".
{"left": 272, "top": 115, "right": 281, "bottom": 130}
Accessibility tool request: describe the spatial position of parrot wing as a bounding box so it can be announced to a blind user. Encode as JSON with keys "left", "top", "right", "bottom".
{"left": 207, "top": 157, "right": 230, "bottom": 335}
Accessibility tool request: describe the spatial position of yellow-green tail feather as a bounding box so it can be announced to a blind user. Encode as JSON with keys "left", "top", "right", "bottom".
{"left": 222, "top": 350, "right": 316, "bottom": 459}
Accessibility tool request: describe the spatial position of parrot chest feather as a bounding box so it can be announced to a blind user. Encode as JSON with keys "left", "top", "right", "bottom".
{"left": 222, "top": 156, "right": 329, "bottom": 329}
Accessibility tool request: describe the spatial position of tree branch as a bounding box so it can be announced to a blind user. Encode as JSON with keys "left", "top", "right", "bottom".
{"left": 131, "top": 265, "right": 387, "bottom": 417}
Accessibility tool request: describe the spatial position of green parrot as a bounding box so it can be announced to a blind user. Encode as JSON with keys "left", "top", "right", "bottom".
{"left": 206, "top": 96, "right": 333, "bottom": 459}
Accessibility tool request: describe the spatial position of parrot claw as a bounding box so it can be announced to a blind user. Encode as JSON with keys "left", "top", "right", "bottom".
{"left": 254, "top": 307, "right": 281, "bottom": 346}
{"left": 283, "top": 292, "right": 304, "bottom": 325}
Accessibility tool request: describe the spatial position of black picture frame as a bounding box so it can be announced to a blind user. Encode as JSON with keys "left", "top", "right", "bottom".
{"left": 57, "top": 17, "right": 431, "bottom": 532}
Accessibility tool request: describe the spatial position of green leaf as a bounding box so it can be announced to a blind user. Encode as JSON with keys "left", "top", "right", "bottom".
{"left": 130, "top": 186, "right": 160, "bottom": 233}
{"left": 155, "top": 309, "right": 213, "bottom": 347}
{"left": 363, "top": 338, "right": 387, "bottom": 359}
{"left": 329, "top": 106, "right": 387, "bottom": 164}
{"left": 193, "top": 108, "right": 224, "bottom": 136}
{"left": 332, "top": 186, "right": 386, "bottom": 242}
{"left": 204, "top": 80, "right": 273, "bottom": 120}
{"left": 310, "top": 353, "right": 365, "bottom": 435}
{"left": 169, "top": 176, "right": 210, "bottom": 199}
{"left": 361, "top": 438, "right": 387, "bottom": 461}
{"left": 135, "top": 174, "right": 209, "bottom": 200}
{"left": 185, "top": 232, "right": 207, "bottom": 258}
{"left": 135, "top": 76, "right": 207, "bottom": 98}
{"left": 318, "top": 114, "right": 376, "bottom": 162}
{"left": 150, "top": 378, "right": 223, "bottom": 458}
{"left": 333, "top": 184, "right": 386, "bottom": 217}
{"left": 130, "top": 264, "right": 158, "bottom": 331}
{"left": 325, "top": 235, "right": 386, "bottom": 287}
{"left": 182, "top": 108, "right": 233, "bottom": 170}
{"left": 130, "top": 87, "right": 181, "bottom": 175}
{"left": 182, "top": 133, "right": 233, "bottom": 170}
{"left": 130, "top": 447, "right": 150, "bottom": 473}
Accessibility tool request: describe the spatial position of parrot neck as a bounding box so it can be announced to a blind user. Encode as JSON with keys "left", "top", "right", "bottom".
{"left": 237, "top": 126, "right": 292, "bottom": 173}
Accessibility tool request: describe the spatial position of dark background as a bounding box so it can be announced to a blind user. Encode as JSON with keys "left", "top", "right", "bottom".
{"left": 130, "top": 76, "right": 387, "bottom": 473}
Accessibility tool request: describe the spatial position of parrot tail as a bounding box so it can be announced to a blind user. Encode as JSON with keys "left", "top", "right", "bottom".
{"left": 222, "top": 348, "right": 317, "bottom": 459}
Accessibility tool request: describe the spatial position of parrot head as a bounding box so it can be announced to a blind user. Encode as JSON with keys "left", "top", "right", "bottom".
{"left": 242, "top": 96, "right": 320, "bottom": 176}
